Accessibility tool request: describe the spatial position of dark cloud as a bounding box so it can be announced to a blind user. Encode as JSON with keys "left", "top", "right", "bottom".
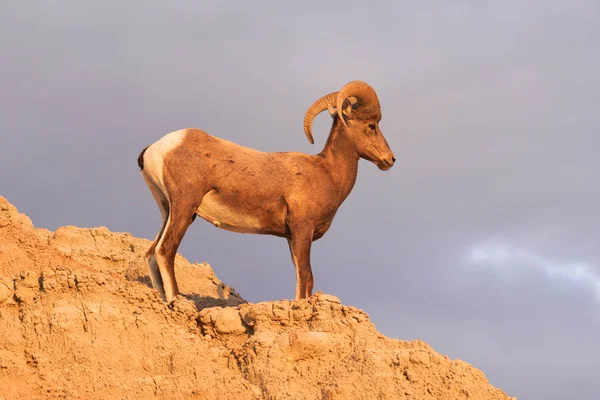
{"left": 2, "top": 2, "right": 599, "bottom": 399}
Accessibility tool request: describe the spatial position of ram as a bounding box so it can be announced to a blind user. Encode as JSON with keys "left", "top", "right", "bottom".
{"left": 138, "top": 81, "right": 395, "bottom": 303}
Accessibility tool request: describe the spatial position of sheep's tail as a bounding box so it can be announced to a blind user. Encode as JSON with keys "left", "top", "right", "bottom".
{"left": 137, "top": 145, "right": 151, "bottom": 170}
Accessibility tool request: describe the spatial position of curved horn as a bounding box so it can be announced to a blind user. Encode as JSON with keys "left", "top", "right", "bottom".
{"left": 336, "top": 81, "right": 381, "bottom": 127}
{"left": 303, "top": 92, "right": 338, "bottom": 144}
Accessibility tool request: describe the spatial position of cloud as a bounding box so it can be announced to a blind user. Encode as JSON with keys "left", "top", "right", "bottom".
{"left": 467, "top": 242, "right": 600, "bottom": 302}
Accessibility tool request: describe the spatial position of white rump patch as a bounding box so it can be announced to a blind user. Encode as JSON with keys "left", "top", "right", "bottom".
{"left": 141, "top": 129, "right": 188, "bottom": 196}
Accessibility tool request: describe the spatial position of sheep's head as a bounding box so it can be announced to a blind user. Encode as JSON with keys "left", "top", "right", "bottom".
{"left": 303, "top": 81, "right": 395, "bottom": 171}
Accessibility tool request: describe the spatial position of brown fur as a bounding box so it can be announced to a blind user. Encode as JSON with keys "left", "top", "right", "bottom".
{"left": 139, "top": 89, "right": 395, "bottom": 303}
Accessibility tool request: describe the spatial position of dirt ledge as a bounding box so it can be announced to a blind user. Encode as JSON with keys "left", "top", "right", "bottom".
{"left": 0, "top": 195, "right": 515, "bottom": 399}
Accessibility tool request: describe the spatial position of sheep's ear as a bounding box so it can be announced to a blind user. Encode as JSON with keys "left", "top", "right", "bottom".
{"left": 341, "top": 97, "right": 358, "bottom": 117}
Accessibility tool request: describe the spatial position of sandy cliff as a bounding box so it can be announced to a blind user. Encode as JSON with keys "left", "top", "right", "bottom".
{"left": 0, "top": 195, "right": 514, "bottom": 399}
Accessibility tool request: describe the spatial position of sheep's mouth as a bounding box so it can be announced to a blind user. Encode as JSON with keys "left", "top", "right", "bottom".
{"left": 376, "top": 159, "right": 394, "bottom": 171}
{"left": 365, "top": 148, "right": 394, "bottom": 170}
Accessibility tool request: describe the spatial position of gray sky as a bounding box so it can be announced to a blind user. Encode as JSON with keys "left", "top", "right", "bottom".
{"left": 2, "top": 1, "right": 599, "bottom": 398}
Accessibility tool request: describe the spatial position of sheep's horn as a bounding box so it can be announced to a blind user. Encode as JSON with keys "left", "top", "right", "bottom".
{"left": 303, "top": 92, "right": 338, "bottom": 144}
{"left": 336, "top": 81, "right": 381, "bottom": 127}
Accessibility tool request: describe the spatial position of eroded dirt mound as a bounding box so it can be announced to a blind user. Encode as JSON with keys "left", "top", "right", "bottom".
{"left": 0, "top": 196, "right": 515, "bottom": 399}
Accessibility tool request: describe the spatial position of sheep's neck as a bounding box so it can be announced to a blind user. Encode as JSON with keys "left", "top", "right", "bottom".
{"left": 319, "top": 119, "right": 360, "bottom": 204}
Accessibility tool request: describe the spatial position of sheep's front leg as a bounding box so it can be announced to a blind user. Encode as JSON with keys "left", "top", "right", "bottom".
{"left": 287, "top": 229, "right": 314, "bottom": 300}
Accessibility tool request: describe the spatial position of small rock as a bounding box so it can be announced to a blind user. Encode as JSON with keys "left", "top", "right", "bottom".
{"left": 404, "top": 368, "right": 419, "bottom": 382}
{"left": 0, "top": 196, "right": 9, "bottom": 211}
{"left": 200, "top": 307, "right": 246, "bottom": 335}
{"left": 410, "top": 351, "right": 431, "bottom": 366}
{"left": 0, "top": 280, "right": 14, "bottom": 304}
{"left": 287, "top": 331, "right": 330, "bottom": 360}
{"left": 241, "top": 302, "right": 271, "bottom": 327}
{"left": 315, "top": 293, "right": 341, "bottom": 304}
{"left": 51, "top": 304, "right": 85, "bottom": 331}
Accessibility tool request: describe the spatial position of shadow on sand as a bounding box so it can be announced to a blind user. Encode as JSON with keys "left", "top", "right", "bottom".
{"left": 133, "top": 275, "right": 246, "bottom": 312}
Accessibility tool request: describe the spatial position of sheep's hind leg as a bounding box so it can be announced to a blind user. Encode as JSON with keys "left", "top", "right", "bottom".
{"left": 154, "top": 201, "right": 198, "bottom": 303}
{"left": 142, "top": 174, "right": 170, "bottom": 299}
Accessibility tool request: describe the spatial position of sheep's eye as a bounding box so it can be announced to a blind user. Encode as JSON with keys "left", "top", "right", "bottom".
{"left": 368, "top": 124, "right": 376, "bottom": 131}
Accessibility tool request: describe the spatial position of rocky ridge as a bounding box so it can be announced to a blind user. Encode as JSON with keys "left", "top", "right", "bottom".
{"left": 0, "top": 196, "right": 514, "bottom": 399}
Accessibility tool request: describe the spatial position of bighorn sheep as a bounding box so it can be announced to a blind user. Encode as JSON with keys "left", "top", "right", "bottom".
{"left": 137, "top": 80, "right": 395, "bottom": 303}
